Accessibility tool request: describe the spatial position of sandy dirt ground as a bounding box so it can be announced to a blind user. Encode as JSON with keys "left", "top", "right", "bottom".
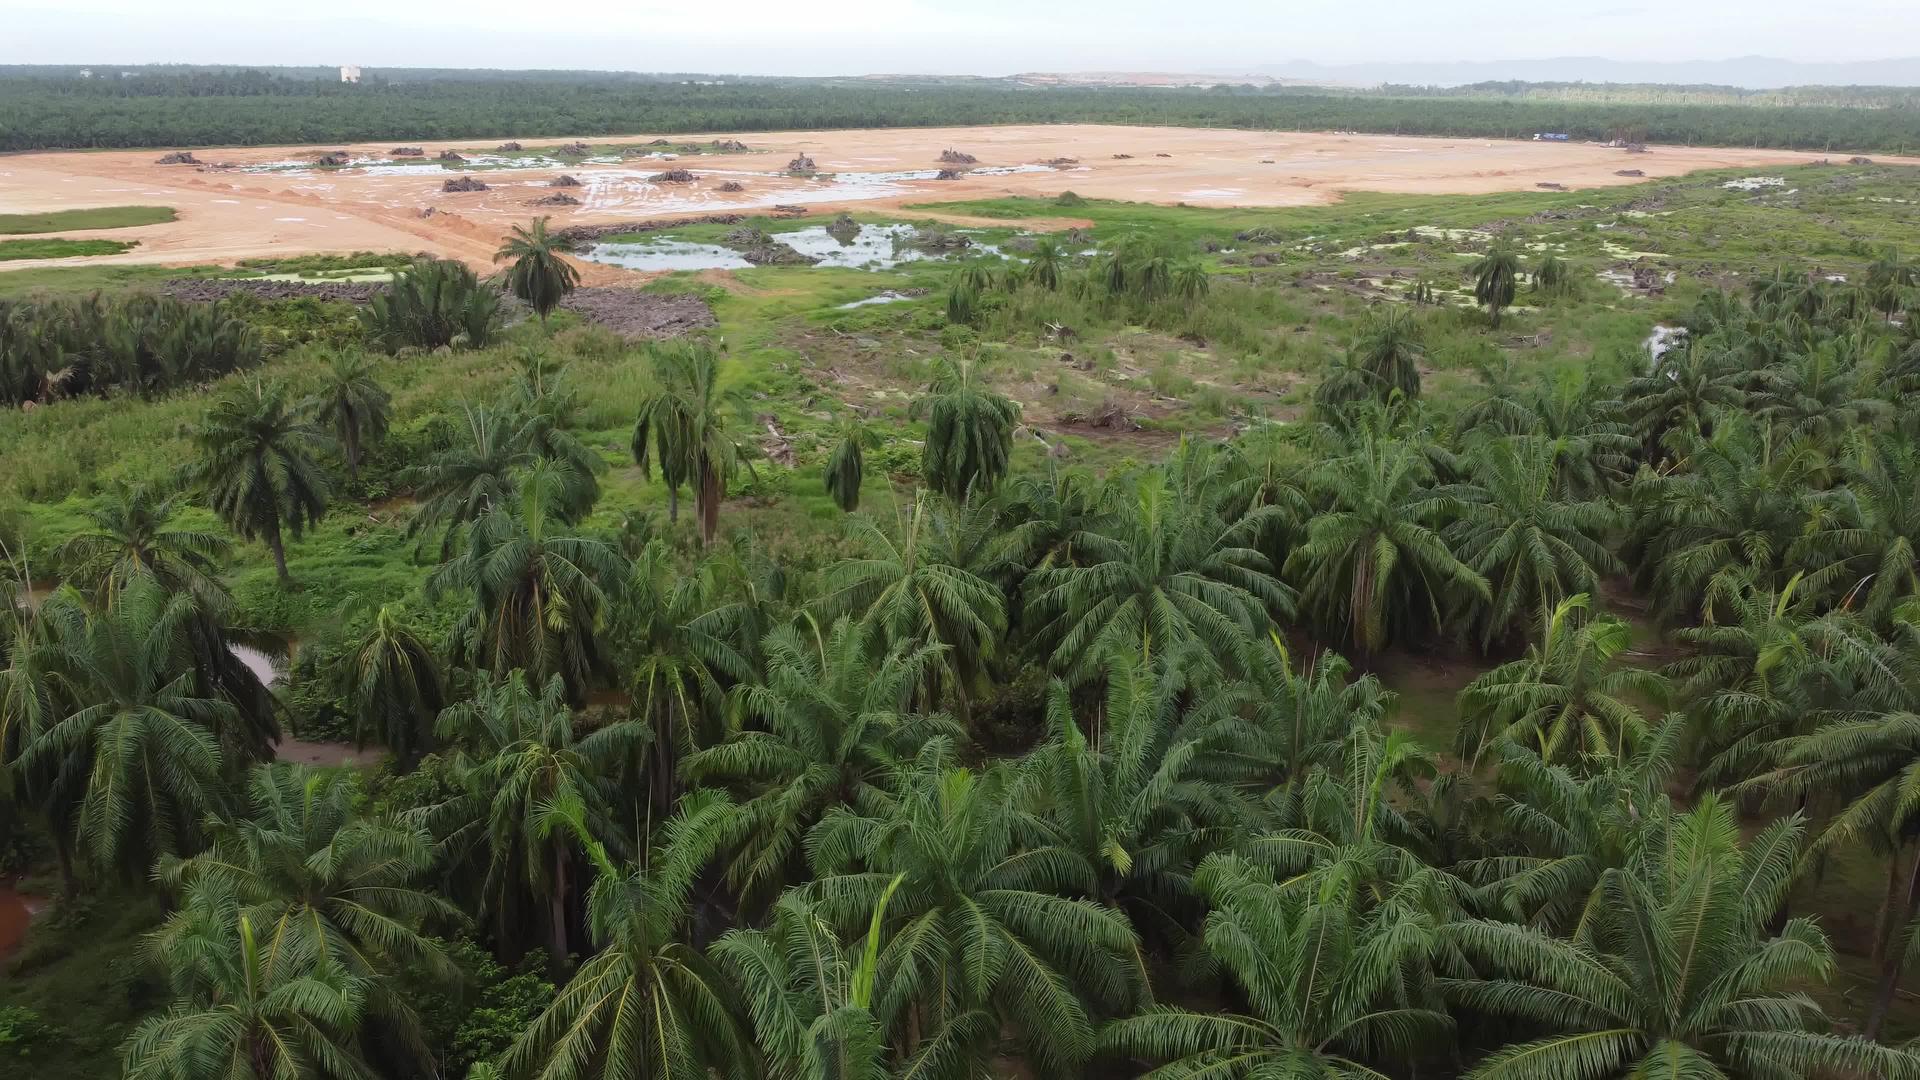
{"left": 0, "top": 123, "right": 1892, "bottom": 276}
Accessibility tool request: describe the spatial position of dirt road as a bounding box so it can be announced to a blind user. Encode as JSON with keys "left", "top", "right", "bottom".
{"left": 0, "top": 124, "right": 1888, "bottom": 275}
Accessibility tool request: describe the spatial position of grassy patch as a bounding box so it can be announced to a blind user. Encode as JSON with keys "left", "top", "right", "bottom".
{"left": 0, "top": 892, "right": 166, "bottom": 1080}
{"left": 0, "top": 238, "right": 136, "bottom": 262}
{"left": 0, "top": 206, "right": 175, "bottom": 235}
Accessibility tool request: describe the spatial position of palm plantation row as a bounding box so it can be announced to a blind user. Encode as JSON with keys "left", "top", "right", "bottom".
{"left": 5, "top": 239, "right": 1920, "bottom": 1079}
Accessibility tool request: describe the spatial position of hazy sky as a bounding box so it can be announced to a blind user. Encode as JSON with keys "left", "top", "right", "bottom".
{"left": 7, "top": 0, "right": 1916, "bottom": 74}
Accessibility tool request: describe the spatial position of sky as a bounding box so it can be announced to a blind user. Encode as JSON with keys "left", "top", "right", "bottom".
{"left": 6, "top": 0, "right": 1918, "bottom": 76}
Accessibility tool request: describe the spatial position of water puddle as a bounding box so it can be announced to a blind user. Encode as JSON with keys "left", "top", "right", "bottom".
{"left": 1722, "top": 176, "right": 1787, "bottom": 191}
{"left": 837, "top": 291, "right": 919, "bottom": 309}
{"left": 1646, "top": 325, "right": 1688, "bottom": 367}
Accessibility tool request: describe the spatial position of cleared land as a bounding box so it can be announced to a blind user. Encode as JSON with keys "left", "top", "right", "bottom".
{"left": 0, "top": 124, "right": 1887, "bottom": 276}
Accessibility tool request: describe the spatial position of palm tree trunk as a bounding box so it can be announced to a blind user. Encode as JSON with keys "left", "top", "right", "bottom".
{"left": 1876, "top": 842, "right": 1912, "bottom": 965}
{"left": 549, "top": 845, "right": 570, "bottom": 967}
{"left": 697, "top": 461, "right": 721, "bottom": 547}
{"left": 1866, "top": 845, "right": 1920, "bottom": 1039}
{"left": 265, "top": 519, "right": 292, "bottom": 586}
{"left": 667, "top": 485, "right": 680, "bottom": 524}
{"left": 52, "top": 832, "right": 78, "bottom": 899}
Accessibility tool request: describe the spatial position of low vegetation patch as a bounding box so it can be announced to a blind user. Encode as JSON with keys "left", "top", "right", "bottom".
{"left": 0, "top": 206, "right": 175, "bottom": 235}
{"left": 0, "top": 238, "right": 136, "bottom": 261}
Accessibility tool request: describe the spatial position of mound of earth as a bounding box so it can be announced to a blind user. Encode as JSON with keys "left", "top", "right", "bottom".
{"left": 649, "top": 168, "right": 698, "bottom": 183}
{"left": 392, "top": 147, "right": 425, "bottom": 157}
{"left": 155, "top": 151, "right": 200, "bottom": 165}
{"left": 532, "top": 193, "right": 580, "bottom": 206}
{"left": 555, "top": 289, "right": 717, "bottom": 337}
{"left": 550, "top": 174, "right": 582, "bottom": 187}
{"left": 442, "top": 176, "right": 489, "bottom": 192}
{"left": 557, "top": 142, "right": 592, "bottom": 156}
{"left": 786, "top": 154, "right": 817, "bottom": 173}
{"left": 934, "top": 169, "right": 965, "bottom": 180}
{"left": 497, "top": 142, "right": 523, "bottom": 151}
{"left": 939, "top": 149, "right": 978, "bottom": 164}
{"left": 716, "top": 180, "right": 746, "bottom": 192}
{"left": 709, "top": 139, "right": 749, "bottom": 152}
{"left": 161, "top": 279, "right": 390, "bottom": 303}
{"left": 436, "top": 150, "right": 466, "bottom": 163}
{"left": 314, "top": 152, "right": 352, "bottom": 167}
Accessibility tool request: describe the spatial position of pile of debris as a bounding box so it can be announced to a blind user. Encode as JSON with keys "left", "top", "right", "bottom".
{"left": 646, "top": 138, "right": 674, "bottom": 146}
{"left": 826, "top": 213, "right": 861, "bottom": 244}
{"left": 155, "top": 151, "right": 200, "bottom": 165}
{"left": 720, "top": 225, "right": 816, "bottom": 265}
{"left": 1535, "top": 181, "right": 1566, "bottom": 190}
{"left": 716, "top": 180, "right": 746, "bottom": 192}
{"left": 939, "top": 148, "right": 978, "bottom": 164}
{"left": 1155, "top": 152, "right": 1172, "bottom": 158}
{"left": 771, "top": 204, "right": 810, "bottom": 217}
{"left": 709, "top": 139, "right": 749, "bottom": 151}
{"left": 1111, "top": 153, "right": 1134, "bottom": 159}
{"left": 550, "top": 174, "right": 582, "bottom": 187}
{"left": 1044, "top": 157, "right": 1079, "bottom": 167}
{"left": 906, "top": 228, "right": 972, "bottom": 251}
{"left": 436, "top": 150, "right": 466, "bottom": 163}
{"left": 649, "top": 168, "right": 698, "bottom": 183}
{"left": 933, "top": 169, "right": 965, "bottom": 180}
{"left": 1849, "top": 156, "right": 1874, "bottom": 165}
{"left": 161, "top": 279, "right": 390, "bottom": 304}
{"left": 556, "top": 142, "right": 592, "bottom": 156}
{"left": 496, "top": 141, "right": 523, "bottom": 151}
{"left": 314, "top": 151, "right": 353, "bottom": 167}
{"left": 391, "top": 147, "right": 425, "bottom": 157}
{"left": 1235, "top": 226, "right": 1282, "bottom": 243}
{"left": 1614, "top": 169, "right": 1645, "bottom": 177}
{"left": 1060, "top": 400, "right": 1141, "bottom": 431}
{"left": 442, "top": 176, "right": 489, "bottom": 192}
{"left": 532, "top": 192, "right": 580, "bottom": 206}
{"left": 786, "top": 154, "right": 818, "bottom": 174}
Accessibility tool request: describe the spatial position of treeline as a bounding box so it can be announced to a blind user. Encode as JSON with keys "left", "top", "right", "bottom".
{"left": 5, "top": 73, "right": 1919, "bottom": 152}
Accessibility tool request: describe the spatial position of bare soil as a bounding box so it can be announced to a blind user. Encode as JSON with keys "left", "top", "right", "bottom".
{"left": 1, "top": 123, "right": 1898, "bottom": 278}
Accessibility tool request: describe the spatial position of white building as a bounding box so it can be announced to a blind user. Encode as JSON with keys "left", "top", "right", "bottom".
{"left": 340, "top": 66, "right": 362, "bottom": 84}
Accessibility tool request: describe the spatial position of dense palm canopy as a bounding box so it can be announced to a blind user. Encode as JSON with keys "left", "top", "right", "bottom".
{"left": 59, "top": 483, "right": 230, "bottom": 605}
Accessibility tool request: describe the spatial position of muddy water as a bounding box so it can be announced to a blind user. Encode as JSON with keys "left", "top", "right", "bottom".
{"left": 0, "top": 883, "right": 39, "bottom": 960}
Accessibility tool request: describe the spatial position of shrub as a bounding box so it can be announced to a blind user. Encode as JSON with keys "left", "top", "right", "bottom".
{"left": 359, "top": 259, "right": 501, "bottom": 352}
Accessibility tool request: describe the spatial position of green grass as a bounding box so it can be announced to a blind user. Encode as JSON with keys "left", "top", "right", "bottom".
{"left": 0, "top": 890, "right": 166, "bottom": 1080}
{"left": 0, "top": 206, "right": 175, "bottom": 235}
{"left": 0, "top": 262, "right": 226, "bottom": 296}
{"left": 0, "top": 238, "right": 136, "bottom": 262}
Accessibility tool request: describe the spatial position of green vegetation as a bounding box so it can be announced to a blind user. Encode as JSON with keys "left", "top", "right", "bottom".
{"left": 6, "top": 70, "right": 1920, "bottom": 152}
{"left": 0, "top": 206, "right": 175, "bottom": 235}
{"left": 0, "top": 238, "right": 135, "bottom": 262}
{"left": 7, "top": 159, "right": 1920, "bottom": 1080}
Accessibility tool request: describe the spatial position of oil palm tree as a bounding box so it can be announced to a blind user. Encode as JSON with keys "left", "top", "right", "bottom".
{"left": 59, "top": 482, "right": 229, "bottom": 605}
{"left": 1472, "top": 242, "right": 1522, "bottom": 328}
{"left": 1026, "top": 463, "right": 1294, "bottom": 682}
{"left": 494, "top": 216, "right": 580, "bottom": 324}
{"left": 913, "top": 357, "right": 1018, "bottom": 501}
{"left": 308, "top": 349, "right": 391, "bottom": 483}
{"left": 1446, "top": 438, "right": 1626, "bottom": 647}
{"left": 18, "top": 578, "right": 231, "bottom": 878}
{"left": 1172, "top": 259, "right": 1210, "bottom": 308}
{"left": 1028, "top": 237, "right": 1064, "bottom": 291}
{"left": 1101, "top": 851, "right": 1451, "bottom": 1079}
{"left": 344, "top": 605, "right": 443, "bottom": 770}
{"left": 684, "top": 616, "right": 959, "bottom": 907}
{"left": 159, "top": 763, "right": 457, "bottom": 1060}
{"left": 1349, "top": 304, "right": 1426, "bottom": 401}
{"left": 711, "top": 889, "right": 892, "bottom": 1080}
{"left": 633, "top": 341, "right": 756, "bottom": 544}
{"left": 502, "top": 352, "right": 604, "bottom": 523}
{"left": 432, "top": 671, "right": 644, "bottom": 964}
{"left": 813, "top": 495, "right": 1006, "bottom": 710}
{"left": 428, "top": 463, "right": 627, "bottom": 702}
{"left": 402, "top": 404, "right": 534, "bottom": 560}
{"left": 498, "top": 791, "right": 755, "bottom": 1080}
{"left": 1752, "top": 338, "right": 1889, "bottom": 447}
{"left": 1443, "top": 796, "right": 1920, "bottom": 1078}
{"left": 1457, "top": 595, "right": 1667, "bottom": 766}
{"left": 823, "top": 418, "right": 874, "bottom": 513}
{"left": 123, "top": 905, "right": 377, "bottom": 1080}
{"left": 1285, "top": 428, "right": 1488, "bottom": 655}
{"left": 1620, "top": 340, "right": 1753, "bottom": 452}
{"left": 193, "top": 378, "right": 330, "bottom": 586}
{"left": 808, "top": 747, "right": 1142, "bottom": 1077}
{"left": 1795, "top": 432, "right": 1920, "bottom": 624}
{"left": 1189, "top": 636, "right": 1394, "bottom": 792}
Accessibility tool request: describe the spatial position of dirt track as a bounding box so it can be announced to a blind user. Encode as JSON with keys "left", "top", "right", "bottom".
{"left": 0, "top": 124, "right": 1893, "bottom": 276}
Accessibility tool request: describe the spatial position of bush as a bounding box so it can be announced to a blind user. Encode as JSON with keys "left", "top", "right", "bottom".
{"left": 360, "top": 260, "right": 502, "bottom": 352}
{"left": 0, "top": 1006, "right": 47, "bottom": 1055}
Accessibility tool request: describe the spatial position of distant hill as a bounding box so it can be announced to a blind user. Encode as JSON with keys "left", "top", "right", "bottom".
{"left": 1247, "top": 55, "right": 1920, "bottom": 89}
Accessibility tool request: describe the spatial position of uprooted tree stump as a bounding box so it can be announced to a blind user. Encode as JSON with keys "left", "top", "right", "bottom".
{"left": 155, "top": 151, "right": 200, "bottom": 165}
{"left": 786, "top": 154, "right": 818, "bottom": 173}
{"left": 649, "top": 168, "right": 698, "bottom": 183}
{"left": 557, "top": 142, "right": 592, "bottom": 156}
{"left": 442, "top": 176, "right": 489, "bottom": 192}
{"left": 709, "top": 139, "right": 749, "bottom": 151}
{"left": 939, "top": 148, "right": 979, "bottom": 164}
{"left": 436, "top": 150, "right": 466, "bottom": 163}
{"left": 496, "top": 141, "right": 523, "bottom": 151}
{"left": 532, "top": 193, "right": 580, "bottom": 206}
{"left": 716, "top": 180, "right": 746, "bottom": 192}
{"left": 934, "top": 169, "right": 965, "bottom": 180}
{"left": 550, "top": 174, "right": 582, "bottom": 187}
{"left": 391, "top": 147, "right": 425, "bottom": 157}
{"left": 314, "top": 151, "right": 352, "bottom": 167}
